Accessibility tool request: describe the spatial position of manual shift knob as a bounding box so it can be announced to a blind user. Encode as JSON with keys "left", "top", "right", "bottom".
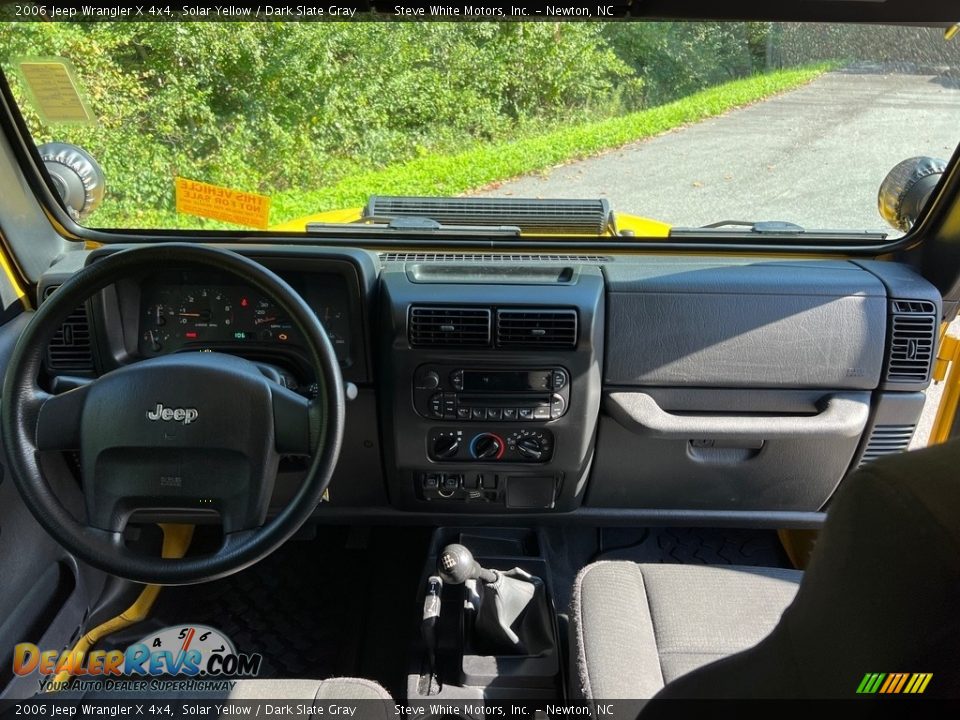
{"left": 437, "top": 544, "right": 497, "bottom": 585}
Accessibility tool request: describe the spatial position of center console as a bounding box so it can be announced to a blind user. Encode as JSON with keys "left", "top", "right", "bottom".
{"left": 378, "top": 263, "right": 605, "bottom": 512}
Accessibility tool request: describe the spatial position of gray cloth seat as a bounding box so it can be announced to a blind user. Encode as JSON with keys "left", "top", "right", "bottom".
{"left": 572, "top": 438, "right": 960, "bottom": 701}
{"left": 571, "top": 562, "right": 801, "bottom": 698}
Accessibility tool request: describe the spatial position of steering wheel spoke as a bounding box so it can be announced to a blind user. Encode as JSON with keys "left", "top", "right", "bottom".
{"left": 271, "top": 385, "right": 314, "bottom": 456}
{"left": 35, "top": 382, "right": 93, "bottom": 450}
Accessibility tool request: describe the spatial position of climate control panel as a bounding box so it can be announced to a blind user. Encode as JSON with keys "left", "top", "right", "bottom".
{"left": 428, "top": 428, "right": 554, "bottom": 463}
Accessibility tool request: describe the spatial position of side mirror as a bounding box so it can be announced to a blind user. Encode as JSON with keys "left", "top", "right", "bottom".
{"left": 36, "top": 142, "right": 106, "bottom": 222}
{"left": 877, "top": 156, "right": 946, "bottom": 232}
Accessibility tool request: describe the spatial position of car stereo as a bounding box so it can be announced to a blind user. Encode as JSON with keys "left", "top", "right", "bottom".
{"left": 413, "top": 365, "right": 570, "bottom": 422}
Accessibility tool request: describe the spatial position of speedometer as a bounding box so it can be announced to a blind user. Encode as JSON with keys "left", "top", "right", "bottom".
{"left": 253, "top": 298, "right": 293, "bottom": 341}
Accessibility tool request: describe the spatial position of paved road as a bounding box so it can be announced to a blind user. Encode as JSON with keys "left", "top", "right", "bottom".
{"left": 474, "top": 68, "right": 960, "bottom": 446}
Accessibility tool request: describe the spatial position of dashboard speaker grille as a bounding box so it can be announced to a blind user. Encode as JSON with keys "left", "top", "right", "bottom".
{"left": 408, "top": 306, "right": 491, "bottom": 348}
{"left": 858, "top": 424, "right": 916, "bottom": 467}
{"left": 496, "top": 309, "right": 578, "bottom": 349}
{"left": 43, "top": 286, "right": 94, "bottom": 374}
{"left": 379, "top": 252, "right": 609, "bottom": 263}
{"left": 886, "top": 299, "right": 937, "bottom": 385}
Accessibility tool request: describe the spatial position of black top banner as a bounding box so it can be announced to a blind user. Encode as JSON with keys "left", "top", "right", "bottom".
{"left": 1, "top": 0, "right": 958, "bottom": 22}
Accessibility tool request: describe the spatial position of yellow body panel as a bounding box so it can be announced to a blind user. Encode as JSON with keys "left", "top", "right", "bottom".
{"left": 46, "top": 524, "right": 194, "bottom": 691}
{"left": 271, "top": 208, "right": 672, "bottom": 238}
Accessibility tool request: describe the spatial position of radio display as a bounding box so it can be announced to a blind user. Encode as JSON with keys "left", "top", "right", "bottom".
{"left": 462, "top": 370, "right": 552, "bottom": 393}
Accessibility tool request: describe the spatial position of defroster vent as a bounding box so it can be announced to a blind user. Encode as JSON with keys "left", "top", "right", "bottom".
{"left": 496, "top": 309, "right": 578, "bottom": 349}
{"left": 408, "top": 306, "right": 491, "bottom": 348}
{"left": 886, "top": 299, "right": 937, "bottom": 386}
{"left": 44, "top": 286, "right": 94, "bottom": 374}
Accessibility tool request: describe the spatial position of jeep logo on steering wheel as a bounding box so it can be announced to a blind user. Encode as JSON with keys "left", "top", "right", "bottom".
{"left": 146, "top": 403, "right": 199, "bottom": 425}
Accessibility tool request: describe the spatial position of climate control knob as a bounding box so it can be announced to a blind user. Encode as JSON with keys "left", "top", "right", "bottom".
{"left": 470, "top": 433, "right": 505, "bottom": 461}
{"left": 516, "top": 435, "right": 545, "bottom": 460}
{"left": 432, "top": 434, "right": 461, "bottom": 459}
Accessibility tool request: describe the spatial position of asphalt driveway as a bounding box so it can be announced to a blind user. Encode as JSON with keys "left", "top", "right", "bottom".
{"left": 473, "top": 67, "right": 960, "bottom": 446}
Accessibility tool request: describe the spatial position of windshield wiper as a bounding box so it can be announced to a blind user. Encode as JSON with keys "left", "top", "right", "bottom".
{"left": 305, "top": 216, "right": 522, "bottom": 238}
{"left": 670, "top": 220, "right": 888, "bottom": 243}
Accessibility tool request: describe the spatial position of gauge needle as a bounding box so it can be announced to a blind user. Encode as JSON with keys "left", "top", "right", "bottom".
{"left": 255, "top": 316, "right": 277, "bottom": 325}
{"left": 179, "top": 312, "right": 201, "bottom": 317}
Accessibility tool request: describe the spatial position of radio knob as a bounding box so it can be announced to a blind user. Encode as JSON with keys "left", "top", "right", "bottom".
{"left": 422, "top": 371, "right": 441, "bottom": 390}
{"left": 432, "top": 434, "right": 461, "bottom": 459}
{"left": 516, "top": 435, "right": 545, "bottom": 460}
{"left": 470, "top": 433, "right": 504, "bottom": 461}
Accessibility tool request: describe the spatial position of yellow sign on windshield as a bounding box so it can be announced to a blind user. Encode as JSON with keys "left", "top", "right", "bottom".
{"left": 13, "top": 58, "right": 95, "bottom": 125}
{"left": 175, "top": 177, "right": 271, "bottom": 230}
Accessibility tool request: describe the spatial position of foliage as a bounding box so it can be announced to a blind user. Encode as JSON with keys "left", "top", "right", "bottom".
{"left": 0, "top": 22, "right": 824, "bottom": 229}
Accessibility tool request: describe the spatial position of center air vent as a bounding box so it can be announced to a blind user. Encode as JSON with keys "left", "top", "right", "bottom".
{"left": 409, "top": 306, "right": 491, "bottom": 348}
{"left": 885, "top": 299, "right": 937, "bottom": 386}
{"left": 496, "top": 309, "right": 578, "bottom": 349}
{"left": 44, "top": 285, "right": 94, "bottom": 374}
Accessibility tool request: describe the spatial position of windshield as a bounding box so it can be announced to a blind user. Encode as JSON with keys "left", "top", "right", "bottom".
{"left": 1, "top": 18, "right": 958, "bottom": 236}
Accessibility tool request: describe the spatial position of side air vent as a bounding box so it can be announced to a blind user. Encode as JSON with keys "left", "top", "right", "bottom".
{"left": 380, "top": 252, "right": 609, "bottom": 263}
{"left": 886, "top": 299, "right": 937, "bottom": 385}
{"left": 496, "top": 309, "right": 578, "bottom": 349}
{"left": 367, "top": 196, "right": 612, "bottom": 234}
{"left": 858, "top": 424, "right": 916, "bottom": 467}
{"left": 408, "top": 306, "right": 491, "bottom": 348}
{"left": 43, "top": 286, "right": 94, "bottom": 374}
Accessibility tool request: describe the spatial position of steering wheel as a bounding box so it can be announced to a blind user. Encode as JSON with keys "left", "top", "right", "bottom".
{"left": 0, "top": 244, "right": 345, "bottom": 585}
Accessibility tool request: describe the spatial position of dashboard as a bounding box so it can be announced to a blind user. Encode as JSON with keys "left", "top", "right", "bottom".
{"left": 35, "top": 245, "right": 943, "bottom": 525}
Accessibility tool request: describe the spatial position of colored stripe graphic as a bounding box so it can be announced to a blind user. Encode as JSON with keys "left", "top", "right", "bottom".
{"left": 857, "top": 672, "right": 932, "bottom": 694}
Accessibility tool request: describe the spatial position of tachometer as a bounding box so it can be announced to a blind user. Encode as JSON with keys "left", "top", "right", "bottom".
{"left": 176, "top": 289, "right": 234, "bottom": 338}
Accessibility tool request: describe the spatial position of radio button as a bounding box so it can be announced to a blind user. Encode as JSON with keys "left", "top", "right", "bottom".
{"left": 429, "top": 393, "right": 444, "bottom": 418}
{"left": 450, "top": 370, "right": 464, "bottom": 391}
{"left": 552, "top": 370, "right": 568, "bottom": 390}
{"left": 550, "top": 393, "right": 566, "bottom": 419}
{"left": 518, "top": 408, "right": 534, "bottom": 421}
{"left": 486, "top": 408, "right": 503, "bottom": 421}
{"left": 533, "top": 406, "right": 551, "bottom": 420}
{"left": 502, "top": 408, "right": 517, "bottom": 420}
{"left": 457, "top": 408, "right": 471, "bottom": 420}
{"left": 471, "top": 408, "right": 485, "bottom": 421}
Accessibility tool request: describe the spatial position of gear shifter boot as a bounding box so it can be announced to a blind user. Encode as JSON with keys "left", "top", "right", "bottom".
{"left": 473, "top": 567, "right": 553, "bottom": 656}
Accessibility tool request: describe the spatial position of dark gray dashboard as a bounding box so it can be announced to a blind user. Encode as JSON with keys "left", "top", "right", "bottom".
{"left": 37, "top": 247, "right": 943, "bottom": 526}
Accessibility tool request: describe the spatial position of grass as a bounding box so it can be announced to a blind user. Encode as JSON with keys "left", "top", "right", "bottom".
{"left": 92, "top": 63, "right": 834, "bottom": 230}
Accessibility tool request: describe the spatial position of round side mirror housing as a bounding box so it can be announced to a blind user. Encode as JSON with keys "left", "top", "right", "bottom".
{"left": 37, "top": 142, "right": 106, "bottom": 222}
{"left": 878, "top": 156, "right": 947, "bottom": 233}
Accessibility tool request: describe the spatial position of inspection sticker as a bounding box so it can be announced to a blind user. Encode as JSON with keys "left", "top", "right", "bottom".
{"left": 13, "top": 57, "right": 96, "bottom": 125}
{"left": 175, "top": 177, "right": 271, "bottom": 229}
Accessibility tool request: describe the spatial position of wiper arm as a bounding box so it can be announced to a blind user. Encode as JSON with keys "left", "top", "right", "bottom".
{"left": 670, "top": 220, "right": 888, "bottom": 243}
{"left": 306, "top": 215, "right": 521, "bottom": 238}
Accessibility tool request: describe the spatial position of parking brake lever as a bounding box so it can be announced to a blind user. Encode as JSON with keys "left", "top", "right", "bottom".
{"left": 419, "top": 575, "right": 443, "bottom": 694}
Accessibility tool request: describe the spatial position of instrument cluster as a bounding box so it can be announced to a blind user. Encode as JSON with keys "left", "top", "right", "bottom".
{"left": 137, "top": 269, "right": 353, "bottom": 366}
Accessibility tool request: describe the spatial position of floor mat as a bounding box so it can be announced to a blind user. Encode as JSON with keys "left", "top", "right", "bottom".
{"left": 99, "top": 526, "right": 431, "bottom": 696}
